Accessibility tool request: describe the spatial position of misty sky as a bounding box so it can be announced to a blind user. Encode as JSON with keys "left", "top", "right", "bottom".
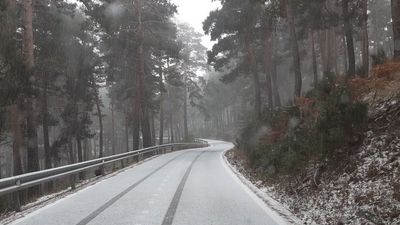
{"left": 172, "top": 0, "right": 220, "bottom": 49}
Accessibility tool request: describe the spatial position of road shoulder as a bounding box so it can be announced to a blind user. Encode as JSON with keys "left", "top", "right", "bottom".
{"left": 221, "top": 148, "right": 304, "bottom": 225}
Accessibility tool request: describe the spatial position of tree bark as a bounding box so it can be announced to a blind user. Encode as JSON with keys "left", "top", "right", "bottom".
{"left": 68, "top": 140, "right": 76, "bottom": 190}
{"left": 123, "top": 114, "right": 129, "bottom": 166}
{"left": 7, "top": 0, "right": 22, "bottom": 211}
{"left": 263, "top": 34, "right": 274, "bottom": 109}
{"left": 183, "top": 84, "right": 189, "bottom": 141}
{"left": 134, "top": 0, "right": 151, "bottom": 149}
{"left": 169, "top": 113, "right": 174, "bottom": 143}
{"left": 76, "top": 136, "right": 84, "bottom": 179}
{"left": 42, "top": 72, "right": 51, "bottom": 169}
{"left": 111, "top": 103, "right": 116, "bottom": 156}
{"left": 125, "top": 113, "right": 129, "bottom": 151}
{"left": 286, "top": 0, "right": 302, "bottom": 98}
{"left": 10, "top": 105, "right": 23, "bottom": 211}
{"left": 310, "top": 31, "right": 318, "bottom": 86}
{"left": 132, "top": 108, "right": 140, "bottom": 150}
{"left": 23, "top": 0, "right": 39, "bottom": 176}
{"left": 158, "top": 62, "right": 165, "bottom": 145}
{"left": 343, "top": 34, "right": 348, "bottom": 73}
{"left": 41, "top": 71, "right": 53, "bottom": 192}
{"left": 393, "top": 0, "right": 400, "bottom": 59}
{"left": 342, "top": 0, "right": 356, "bottom": 76}
{"left": 270, "top": 30, "right": 281, "bottom": 107}
{"left": 111, "top": 103, "right": 116, "bottom": 169}
{"left": 244, "top": 35, "right": 262, "bottom": 118}
{"left": 141, "top": 107, "right": 152, "bottom": 148}
{"left": 361, "top": 0, "right": 369, "bottom": 75}
{"left": 150, "top": 111, "right": 156, "bottom": 145}
{"left": 94, "top": 92, "right": 104, "bottom": 158}
{"left": 159, "top": 93, "right": 164, "bottom": 145}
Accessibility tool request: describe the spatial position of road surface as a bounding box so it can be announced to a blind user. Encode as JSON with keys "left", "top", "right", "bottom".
{"left": 10, "top": 141, "right": 291, "bottom": 225}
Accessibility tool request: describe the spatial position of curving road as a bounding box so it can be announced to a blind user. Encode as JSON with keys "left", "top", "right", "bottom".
{"left": 10, "top": 141, "right": 291, "bottom": 225}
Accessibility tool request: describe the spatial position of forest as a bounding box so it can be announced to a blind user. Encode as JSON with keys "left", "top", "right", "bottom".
{"left": 0, "top": 0, "right": 208, "bottom": 212}
{"left": 0, "top": 0, "right": 400, "bottom": 223}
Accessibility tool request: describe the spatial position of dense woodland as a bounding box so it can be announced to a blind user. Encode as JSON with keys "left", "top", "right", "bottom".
{"left": 0, "top": 0, "right": 207, "bottom": 212}
{"left": 0, "top": 0, "right": 400, "bottom": 218}
{"left": 202, "top": 0, "right": 400, "bottom": 137}
{"left": 201, "top": 0, "right": 400, "bottom": 175}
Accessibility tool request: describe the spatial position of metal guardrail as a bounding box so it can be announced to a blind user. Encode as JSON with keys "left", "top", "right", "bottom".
{"left": 0, "top": 140, "right": 208, "bottom": 196}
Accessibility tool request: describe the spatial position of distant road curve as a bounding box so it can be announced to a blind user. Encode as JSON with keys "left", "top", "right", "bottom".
{"left": 10, "top": 140, "right": 293, "bottom": 225}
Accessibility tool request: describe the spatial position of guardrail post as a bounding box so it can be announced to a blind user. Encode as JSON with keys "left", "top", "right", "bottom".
{"left": 138, "top": 153, "right": 143, "bottom": 162}
{"left": 70, "top": 174, "right": 76, "bottom": 190}
{"left": 13, "top": 192, "right": 21, "bottom": 212}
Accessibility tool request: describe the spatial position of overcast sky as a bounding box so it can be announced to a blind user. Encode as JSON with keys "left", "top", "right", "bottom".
{"left": 171, "top": 0, "right": 220, "bottom": 49}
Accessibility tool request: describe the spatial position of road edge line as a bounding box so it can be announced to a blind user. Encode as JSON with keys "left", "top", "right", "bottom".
{"left": 220, "top": 147, "right": 304, "bottom": 225}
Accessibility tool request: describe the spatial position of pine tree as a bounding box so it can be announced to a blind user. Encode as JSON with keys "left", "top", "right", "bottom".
{"left": 393, "top": 0, "right": 400, "bottom": 59}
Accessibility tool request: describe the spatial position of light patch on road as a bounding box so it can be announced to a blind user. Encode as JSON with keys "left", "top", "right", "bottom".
{"left": 219, "top": 148, "right": 291, "bottom": 225}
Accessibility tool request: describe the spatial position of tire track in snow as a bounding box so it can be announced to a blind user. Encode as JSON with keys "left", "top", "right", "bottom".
{"left": 161, "top": 151, "right": 205, "bottom": 225}
{"left": 76, "top": 152, "right": 187, "bottom": 225}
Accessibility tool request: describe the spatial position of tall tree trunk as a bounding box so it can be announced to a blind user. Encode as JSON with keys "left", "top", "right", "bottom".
{"left": 111, "top": 103, "right": 116, "bottom": 156}
{"left": 76, "top": 136, "right": 84, "bottom": 179}
{"left": 134, "top": 0, "right": 150, "bottom": 149}
{"left": 393, "top": 0, "right": 400, "bottom": 60}
{"left": 132, "top": 109, "right": 140, "bottom": 150}
{"left": 361, "top": 0, "right": 369, "bottom": 75}
{"left": 169, "top": 113, "right": 174, "bottom": 143}
{"left": 41, "top": 71, "right": 53, "bottom": 192}
{"left": 244, "top": 35, "right": 262, "bottom": 118}
{"left": 159, "top": 94, "right": 164, "bottom": 145}
{"left": 331, "top": 28, "right": 338, "bottom": 75}
{"left": 24, "top": 0, "right": 39, "bottom": 175}
{"left": 68, "top": 140, "right": 76, "bottom": 190}
{"left": 319, "top": 31, "right": 327, "bottom": 74}
{"left": 111, "top": 103, "right": 116, "bottom": 169}
{"left": 286, "top": 0, "right": 302, "bottom": 98}
{"left": 76, "top": 137, "right": 83, "bottom": 162}
{"left": 7, "top": 0, "right": 22, "bottom": 212}
{"left": 343, "top": 34, "right": 348, "bottom": 73}
{"left": 319, "top": 29, "right": 334, "bottom": 77}
{"left": 141, "top": 107, "right": 152, "bottom": 148}
{"left": 94, "top": 93, "right": 104, "bottom": 158}
{"left": 158, "top": 63, "right": 165, "bottom": 145}
{"left": 42, "top": 72, "right": 51, "bottom": 169}
{"left": 10, "top": 105, "right": 23, "bottom": 211}
{"left": 311, "top": 30, "right": 319, "bottom": 86}
{"left": 125, "top": 113, "right": 129, "bottom": 151}
{"left": 176, "top": 123, "right": 181, "bottom": 142}
{"left": 183, "top": 85, "right": 189, "bottom": 141}
{"left": 342, "top": 0, "right": 356, "bottom": 76}
{"left": 270, "top": 30, "right": 281, "bottom": 107}
{"left": 151, "top": 112, "right": 156, "bottom": 145}
{"left": 263, "top": 35, "right": 274, "bottom": 109}
{"left": 23, "top": 0, "right": 40, "bottom": 200}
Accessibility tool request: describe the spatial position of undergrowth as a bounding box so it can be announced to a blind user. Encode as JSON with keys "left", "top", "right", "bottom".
{"left": 236, "top": 78, "right": 368, "bottom": 176}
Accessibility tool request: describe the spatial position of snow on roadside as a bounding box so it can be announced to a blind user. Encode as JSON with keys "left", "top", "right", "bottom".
{"left": 226, "top": 131, "right": 400, "bottom": 225}
{"left": 222, "top": 150, "right": 304, "bottom": 225}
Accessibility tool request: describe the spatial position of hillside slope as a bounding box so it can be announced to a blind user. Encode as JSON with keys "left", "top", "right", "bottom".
{"left": 227, "top": 65, "right": 400, "bottom": 224}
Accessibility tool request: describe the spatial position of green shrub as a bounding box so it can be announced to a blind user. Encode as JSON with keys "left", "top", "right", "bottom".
{"left": 237, "top": 80, "right": 368, "bottom": 175}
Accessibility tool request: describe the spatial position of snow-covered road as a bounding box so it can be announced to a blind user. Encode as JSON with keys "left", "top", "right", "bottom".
{"left": 10, "top": 140, "right": 291, "bottom": 225}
